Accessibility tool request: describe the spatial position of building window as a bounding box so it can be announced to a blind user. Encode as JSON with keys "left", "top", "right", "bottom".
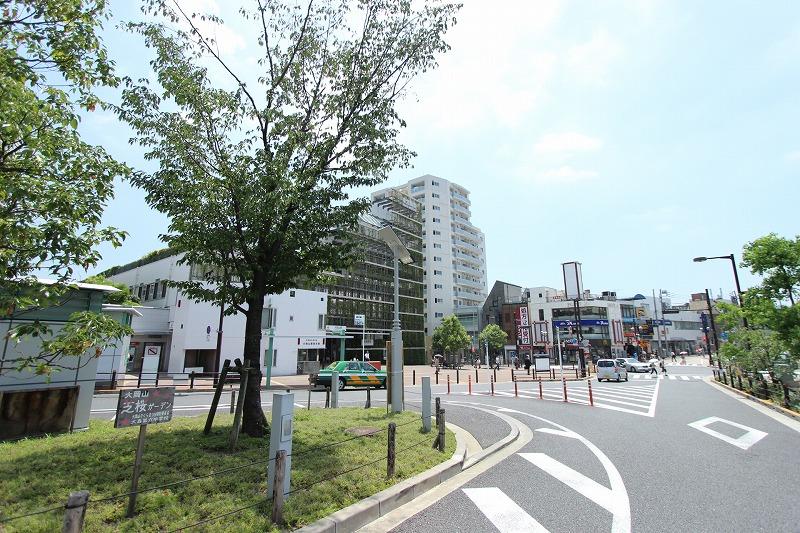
{"left": 432, "top": 205, "right": 440, "bottom": 211}
{"left": 434, "top": 270, "right": 442, "bottom": 275}
{"left": 432, "top": 217, "right": 441, "bottom": 223}
{"left": 434, "top": 298, "right": 443, "bottom": 303}
{"left": 318, "top": 314, "right": 325, "bottom": 330}
{"left": 435, "top": 312, "right": 443, "bottom": 318}
{"left": 433, "top": 243, "right": 442, "bottom": 249}
{"left": 434, "top": 283, "right": 443, "bottom": 289}
{"left": 432, "top": 180, "right": 440, "bottom": 186}
{"left": 539, "top": 309, "right": 545, "bottom": 321}
{"left": 161, "top": 281, "right": 168, "bottom": 298}
{"left": 432, "top": 192, "right": 440, "bottom": 198}
{"left": 433, "top": 230, "right": 441, "bottom": 235}
{"left": 433, "top": 256, "right": 441, "bottom": 262}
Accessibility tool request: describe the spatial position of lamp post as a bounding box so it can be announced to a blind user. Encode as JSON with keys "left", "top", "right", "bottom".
{"left": 693, "top": 254, "right": 748, "bottom": 328}
{"left": 378, "top": 226, "right": 413, "bottom": 413}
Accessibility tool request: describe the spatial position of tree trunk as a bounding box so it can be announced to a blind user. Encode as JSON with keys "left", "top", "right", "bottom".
{"left": 242, "top": 293, "right": 268, "bottom": 437}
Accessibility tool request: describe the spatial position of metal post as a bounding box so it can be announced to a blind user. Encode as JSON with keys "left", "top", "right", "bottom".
{"left": 588, "top": 379, "right": 594, "bottom": 406}
{"left": 111, "top": 370, "right": 117, "bottom": 390}
{"left": 62, "top": 491, "right": 90, "bottom": 533}
{"left": 271, "top": 450, "right": 286, "bottom": 525}
{"left": 475, "top": 368, "right": 479, "bottom": 383}
{"left": 136, "top": 371, "right": 142, "bottom": 388}
{"left": 435, "top": 368, "right": 439, "bottom": 385}
{"left": 365, "top": 386, "right": 371, "bottom": 409}
{"left": 493, "top": 367, "right": 497, "bottom": 383}
{"left": 514, "top": 380, "right": 518, "bottom": 397}
{"left": 705, "top": 289, "right": 721, "bottom": 369}
{"left": 330, "top": 371, "right": 339, "bottom": 408}
{"left": 387, "top": 422, "right": 396, "bottom": 478}
{"left": 421, "top": 377, "right": 431, "bottom": 433}
{"left": 267, "top": 393, "right": 294, "bottom": 499}
{"left": 390, "top": 256, "right": 403, "bottom": 413}
{"left": 727, "top": 254, "right": 749, "bottom": 328}
{"left": 539, "top": 378, "right": 543, "bottom": 399}
{"left": 563, "top": 379, "right": 568, "bottom": 402}
{"left": 456, "top": 368, "right": 460, "bottom": 384}
{"left": 468, "top": 374, "right": 472, "bottom": 395}
{"left": 491, "top": 376, "right": 494, "bottom": 396}
{"left": 653, "top": 289, "right": 663, "bottom": 358}
{"left": 126, "top": 425, "right": 147, "bottom": 517}
{"left": 447, "top": 374, "right": 450, "bottom": 394}
{"left": 413, "top": 369, "right": 416, "bottom": 385}
{"left": 190, "top": 371, "right": 195, "bottom": 390}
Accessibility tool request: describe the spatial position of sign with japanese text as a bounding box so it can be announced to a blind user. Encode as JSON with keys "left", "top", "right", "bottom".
{"left": 115, "top": 387, "right": 175, "bottom": 428}
{"left": 518, "top": 306, "right": 530, "bottom": 327}
{"left": 517, "top": 326, "right": 531, "bottom": 347}
{"left": 297, "top": 337, "right": 325, "bottom": 348}
{"left": 354, "top": 314, "right": 365, "bottom": 326}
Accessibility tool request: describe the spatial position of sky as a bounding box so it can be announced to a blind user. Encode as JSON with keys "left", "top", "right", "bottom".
{"left": 81, "top": 0, "right": 800, "bottom": 305}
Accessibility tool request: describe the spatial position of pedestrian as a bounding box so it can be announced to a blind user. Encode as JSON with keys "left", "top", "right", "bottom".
{"left": 660, "top": 360, "right": 667, "bottom": 374}
{"left": 494, "top": 355, "right": 500, "bottom": 370}
{"left": 671, "top": 351, "right": 676, "bottom": 363}
{"left": 524, "top": 355, "right": 531, "bottom": 374}
{"left": 649, "top": 360, "right": 658, "bottom": 377}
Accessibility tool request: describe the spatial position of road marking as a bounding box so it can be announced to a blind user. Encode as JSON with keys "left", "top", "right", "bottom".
{"left": 688, "top": 416, "right": 767, "bottom": 450}
{"left": 647, "top": 374, "right": 661, "bottom": 417}
{"left": 680, "top": 376, "right": 689, "bottom": 381}
{"left": 463, "top": 487, "right": 550, "bottom": 533}
{"left": 520, "top": 453, "right": 616, "bottom": 514}
{"left": 668, "top": 375, "right": 676, "bottom": 380}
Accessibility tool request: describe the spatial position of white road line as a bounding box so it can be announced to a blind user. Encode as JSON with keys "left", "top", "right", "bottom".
{"left": 463, "top": 487, "right": 550, "bottom": 533}
{"left": 668, "top": 375, "right": 676, "bottom": 380}
{"left": 688, "top": 416, "right": 768, "bottom": 450}
{"left": 569, "top": 392, "right": 650, "bottom": 408}
{"left": 647, "top": 375, "right": 661, "bottom": 417}
{"left": 520, "top": 453, "right": 616, "bottom": 514}
{"left": 588, "top": 389, "right": 654, "bottom": 400}
{"left": 680, "top": 376, "right": 690, "bottom": 381}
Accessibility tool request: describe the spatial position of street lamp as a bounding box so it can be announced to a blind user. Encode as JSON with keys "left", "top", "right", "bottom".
{"left": 378, "top": 225, "right": 413, "bottom": 413}
{"left": 693, "top": 254, "right": 748, "bottom": 327}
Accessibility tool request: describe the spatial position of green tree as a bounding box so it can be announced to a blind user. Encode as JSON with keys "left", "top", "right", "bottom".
{"left": 742, "top": 234, "right": 800, "bottom": 305}
{"left": 479, "top": 323, "right": 507, "bottom": 354}
{"left": 432, "top": 315, "right": 470, "bottom": 363}
{"left": 83, "top": 275, "right": 140, "bottom": 306}
{"left": 1, "top": 0, "right": 130, "bottom": 375}
{"left": 715, "top": 301, "right": 787, "bottom": 374}
{"left": 118, "top": 0, "right": 459, "bottom": 435}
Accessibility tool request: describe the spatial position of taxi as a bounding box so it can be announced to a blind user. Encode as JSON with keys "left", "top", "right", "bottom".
{"left": 314, "top": 360, "right": 387, "bottom": 391}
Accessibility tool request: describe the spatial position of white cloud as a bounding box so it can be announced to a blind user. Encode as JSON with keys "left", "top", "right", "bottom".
{"left": 534, "top": 132, "right": 603, "bottom": 154}
{"left": 785, "top": 150, "right": 800, "bottom": 162}
{"left": 536, "top": 166, "right": 598, "bottom": 184}
{"left": 565, "top": 29, "right": 623, "bottom": 85}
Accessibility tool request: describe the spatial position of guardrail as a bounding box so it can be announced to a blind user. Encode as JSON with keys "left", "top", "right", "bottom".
{"left": 712, "top": 368, "right": 799, "bottom": 412}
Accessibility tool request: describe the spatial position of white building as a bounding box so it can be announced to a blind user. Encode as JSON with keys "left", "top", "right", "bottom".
{"left": 105, "top": 252, "right": 328, "bottom": 376}
{"left": 373, "top": 174, "right": 487, "bottom": 334}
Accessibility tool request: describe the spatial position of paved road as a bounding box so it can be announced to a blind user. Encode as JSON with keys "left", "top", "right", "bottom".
{"left": 90, "top": 364, "right": 800, "bottom": 532}
{"left": 386, "top": 364, "right": 800, "bottom": 533}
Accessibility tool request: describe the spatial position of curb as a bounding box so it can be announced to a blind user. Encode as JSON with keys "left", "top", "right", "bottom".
{"left": 295, "top": 417, "right": 517, "bottom": 533}
{"left": 708, "top": 378, "right": 800, "bottom": 421}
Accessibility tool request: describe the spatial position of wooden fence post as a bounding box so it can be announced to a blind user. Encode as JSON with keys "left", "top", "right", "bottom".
{"left": 435, "top": 397, "right": 441, "bottom": 427}
{"left": 204, "top": 360, "right": 231, "bottom": 434}
{"left": 387, "top": 422, "right": 396, "bottom": 478}
{"left": 229, "top": 361, "right": 250, "bottom": 450}
{"left": 62, "top": 490, "right": 89, "bottom": 533}
{"left": 271, "top": 450, "right": 286, "bottom": 525}
{"left": 437, "top": 410, "right": 446, "bottom": 452}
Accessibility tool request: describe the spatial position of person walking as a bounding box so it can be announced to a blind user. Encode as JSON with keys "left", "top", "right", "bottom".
{"left": 660, "top": 360, "right": 667, "bottom": 375}
{"left": 649, "top": 360, "right": 658, "bottom": 377}
{"left": 671, "top": 351, "right": 676, "bottom": 363}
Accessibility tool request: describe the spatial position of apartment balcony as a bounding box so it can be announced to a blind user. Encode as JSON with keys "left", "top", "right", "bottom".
{"left": 456, "top": 277, "right": 485, "bottom": 290}
{"left": 453, "top": 249, "right": 482, "bottom": 264}
{"left": 453, "top": 225, "right": 481, "bottom": 242}
{"left": 455, "top": 262, "right": 483, "bottom": 277}
{"left": 450, "top": 201, "right": 471, "bottom": 218}
{"left": 452, "top": 212, "right": 472, "bottom": 226}
{"left": 453, "top": 238, "right": 481, "bottom": 252}
{"left": 450, "top": 190, "right": 470, "bottom": 204}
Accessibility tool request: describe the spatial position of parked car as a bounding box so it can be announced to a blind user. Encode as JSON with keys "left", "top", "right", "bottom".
{"left": 596, "top": 359, "right": 628, "bottom": 382}
{"left": 616, "top": 357, "right": 650, "bottom": 373}
{"left": 314, "top": 361, "right": 387, "bottom": 391}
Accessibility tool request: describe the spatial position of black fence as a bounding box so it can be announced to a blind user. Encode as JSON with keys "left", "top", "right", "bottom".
{"left": 93, "top": 370, "right": 242, "bottom": 391}
{"left": 712, "top": 368, "right": 800, "bottom": 412}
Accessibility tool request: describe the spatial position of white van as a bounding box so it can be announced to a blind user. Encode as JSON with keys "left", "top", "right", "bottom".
{"left": 596, "top": 359, "right": 628, "bottom": 382}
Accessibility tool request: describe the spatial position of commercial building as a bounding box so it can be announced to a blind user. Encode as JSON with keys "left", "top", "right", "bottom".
{"left": 314, "top": 188, "right": 426, "bottom": 365}
{"left": 481, "top": 281, "right": 526, "bottom": 363}
{"left": 374, "top": 174, "right": 488, "bottom": 335}
{"left": 105, "top": 253, "right": 327, "bottom": 377}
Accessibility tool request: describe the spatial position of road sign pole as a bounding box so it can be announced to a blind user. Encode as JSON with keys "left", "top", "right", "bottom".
{"left": 126, "top": 424, "right": 147, "bottom": 518}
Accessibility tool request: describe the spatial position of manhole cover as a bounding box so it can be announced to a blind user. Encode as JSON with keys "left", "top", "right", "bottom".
{"left": 345, "top": 426, "right": 380, "bottom": 437}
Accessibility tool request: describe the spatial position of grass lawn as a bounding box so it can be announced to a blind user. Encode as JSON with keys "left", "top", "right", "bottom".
{"left": 0, "top": 408, "right": 455, "bottom": 532}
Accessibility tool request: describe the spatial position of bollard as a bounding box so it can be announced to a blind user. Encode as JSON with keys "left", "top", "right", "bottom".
{"left": 190, "top": 371, "right": 196, "bottom": 390}
{"left": 136, "top": 371, "right": 142, "bottom": 388}
{"left": 457, "top": 368, "right": 460, "bottom": 384}
{"left": 493, "top": 368, "right": 497, "bottom": 383}
{"left": 230, "top": 389, "right": 236, "bottom": 414}
{"left": 491, "top": 376, "right": 495, "bottom": 396}
{"left": 447, "top": 374, "right": 451, "bottom": 395}
{"left": 387, "top": 422, "right": 396, "bottom": 478}
{"left": 413, "top": 369, "right": 416, "bottom": 385}
{"left": 538, "top": 378, "right": 543, "bottom": 399}
{"left": 155, "top": 371, "right": 159, "bottom": 387}
{"left": 475, "top": 368, "right": 479, "bottom": 383}
{"left": 575, "top": 368, "right": 578, "bottom": 379}
{"left": 588, "top": 379, "right": 594, "bottom": 406}
{"left": 435, "top": 396, "right": 441, "bottom": 427}
{"left": 514, "top": 380, "right": 518, "bottom": 397}
{"left": 421, "top": 377, "right": 431, "bottom": 433}
{"left": 563, "top": 380, "right": 568, "bottom": 402}
{"left": 737, "top": 375, "right": 743, "bottom": 390}
{"left": 63, "top": 490, "right": 90, "bottom": 533}
{"left": 432, "top": 409, "right": 446, "bottom": 452}
{"left": 435, "top": 369, "right": 439, "bottom": 385}
{"left": 468, "top": 374, "right": 472, "bottom": 395}
{"left": 271, "top": 450, "right": 287, "bottom": 525}
{"left": 365, "top": 386, "right": 371, "bottom": 409}
{"left": 551, "top": 368, "right": 555, "bottom": 380}
{"left": 330, "top": 371, "right": 339, "bottom": 408}
{"left": 111, "top": 370, "right": 117, "bottom": 390}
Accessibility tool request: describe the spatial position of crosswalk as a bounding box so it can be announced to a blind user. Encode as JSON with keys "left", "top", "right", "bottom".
{"left": 627, "top": 373, "right": 706, "bottom": 380}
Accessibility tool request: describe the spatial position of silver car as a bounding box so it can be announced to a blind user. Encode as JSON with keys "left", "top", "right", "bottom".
{"left": 597, "top": 359, "right": 628, "bottom": 382}
{"left": 616, "top": 357, "right": 649, "bottom": 373}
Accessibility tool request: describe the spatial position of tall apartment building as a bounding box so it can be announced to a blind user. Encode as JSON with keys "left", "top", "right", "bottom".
{"left": 373, "top": 174, "right": 487, "bottom": 335}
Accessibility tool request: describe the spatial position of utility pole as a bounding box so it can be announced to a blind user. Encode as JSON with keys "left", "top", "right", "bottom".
{"left": 652, "top": 289, "right": 662, "bottom": 357}
{"left": 705, "top": 289, "right": 721, "bottom": 369}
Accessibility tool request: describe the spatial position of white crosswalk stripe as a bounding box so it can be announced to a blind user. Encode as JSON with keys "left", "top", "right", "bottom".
{"left": 463, "top": 487, "right": 550, "bottom": 533}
